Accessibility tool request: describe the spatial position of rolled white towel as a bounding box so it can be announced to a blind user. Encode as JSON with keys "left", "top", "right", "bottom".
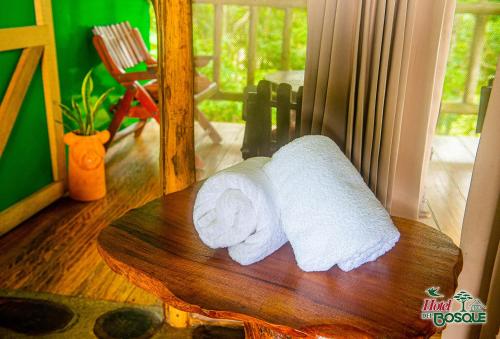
{"left": 263, "top": 135, "right": 400, "bottom": 272}
{"left": 193, "top": 157, "right": 287, "bottom": 265}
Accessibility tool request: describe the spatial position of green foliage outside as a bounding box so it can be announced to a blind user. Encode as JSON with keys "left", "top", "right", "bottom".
{"left": 437, "top": 2, "right": 500, "bottom": 136}
{"left": 150, "top": 4, "right": 307, "bottom": 124}
{"left": 150, "top": 2, "right": 499, "bottom": 136}
{"left": 192, "top": 4, "right": 308, "bottom": 123}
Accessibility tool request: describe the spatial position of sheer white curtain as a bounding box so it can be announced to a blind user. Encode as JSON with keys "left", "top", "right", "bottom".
{"left": 302, "top": 0, "right": 455, "bottom": 218}
{"left": 444, "top": 62, "right": 500, "bottom": 339}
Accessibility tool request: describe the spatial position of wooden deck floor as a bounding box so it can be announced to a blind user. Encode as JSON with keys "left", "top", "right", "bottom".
{"left": 0, "top": 121, "right": 244, "bottom": 306}
{"left": 422, "top": 135, "right": 478, "bottom": 245}
{"left": 0, "top": 123, "right": 474, "bottom": 309}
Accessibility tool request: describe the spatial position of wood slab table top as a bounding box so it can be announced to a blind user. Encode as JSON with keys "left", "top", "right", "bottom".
{"left": 97, "top": 182, "right": 462, "bottom": 338}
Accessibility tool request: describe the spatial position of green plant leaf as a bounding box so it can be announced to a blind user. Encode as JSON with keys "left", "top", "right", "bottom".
{"left": 82, "top": 69, "right": 94, "bottom": 135}
{"left": 72, "top": 97, "right": 86, "bottom": 135}
{"left": 88, "top": 87, "right": 114, "bottom": 137}
{"left": 59, "top": 105, "right": 80, "bottom": 128}
{"left": 55, "top": 119, "right": 74, "bottom": 132}
{"left": 59, "top": 103, "right": 76, "bottom": 120}
{"left": 60, "top": 68, "right": 117, "bottom": 135}
{"left": 87, "top": 76, "right": 94, "bottom": 134}
{"left": 62, "top": 101, "right": 84, "bottom": 133}
{"left": 82, "top": 69, "right": 93, "bottom": 112}
{"left": 61, "top": 102, "right": 78, "bottom": 119}
{"left": 91, "top": 87, "right": 114, "bottom": 117}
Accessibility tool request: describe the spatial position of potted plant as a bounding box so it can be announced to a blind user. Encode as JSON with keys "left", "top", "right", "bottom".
{"left": 60, "top": 69, "right": 114, "bottom": 201}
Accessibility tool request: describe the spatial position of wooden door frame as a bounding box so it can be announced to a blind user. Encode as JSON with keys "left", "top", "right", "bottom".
{"left": 0, "top": 0, "right": 65, "bottom": 234}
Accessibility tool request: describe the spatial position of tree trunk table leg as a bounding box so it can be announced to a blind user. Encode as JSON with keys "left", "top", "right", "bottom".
{"left": 163, "top": 304, "right": 189, "bottom": 328}
{"left": 243, "top": 321, "right": 286, "bottom": 338}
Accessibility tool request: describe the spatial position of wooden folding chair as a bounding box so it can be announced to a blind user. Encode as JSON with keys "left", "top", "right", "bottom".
{"left": 92, "top": 22, "right": 222, "bottom": 147}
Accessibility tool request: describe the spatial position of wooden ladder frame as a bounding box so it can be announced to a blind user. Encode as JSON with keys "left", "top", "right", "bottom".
{"left": 0, "top": 0, "right": 65, "bottom": 234}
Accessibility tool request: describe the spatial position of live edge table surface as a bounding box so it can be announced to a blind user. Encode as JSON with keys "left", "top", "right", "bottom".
{"left": 97, "top": 182, "right": 462, "bottom": 338}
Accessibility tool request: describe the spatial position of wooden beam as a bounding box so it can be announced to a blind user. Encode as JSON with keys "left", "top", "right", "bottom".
{"left": 213, "top": 3, "right": 223, "bottom": 85}
{"left": 463, "top": 14, "right": 488, "bottom": 104}
{"left": 194, "top": 0, "right": 307, "bottom": 9}
{"left": 0, "top": 46, "right": 44, "bottom": 157}
{"left": 441, "top": 102, "right": 479, "bottom": 115}
{"left": 212, "top": 90, "right": 244, "bottom": 101}
{"left": 0, "top": 181, "right": 64, "bottom": 236}
{"left": 35, "top": 0, "right": 66, "bottom": 183}
{"left": 156, "top": 0, "right": 196, "bottom": 194}
{"left": 0, "top": 26, "right": 49, "bottom": 52}
{"left": 456, "top": 2, "right": 500, "bottom": 15}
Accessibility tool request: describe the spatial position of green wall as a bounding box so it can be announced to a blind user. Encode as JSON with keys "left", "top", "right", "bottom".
{"left": 0, "top": 1, "right": 53, "bottom": 211}
{"left": 53, "top": 0, "right": 151, "bottom": 130}
{"left": 0, "top": 0, "right": 150, "bottom": 212}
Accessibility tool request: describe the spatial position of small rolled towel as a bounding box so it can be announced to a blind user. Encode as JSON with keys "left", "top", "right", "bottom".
{"left": 263, "top": 135, "right": 400, "bottom": 272}
{"left": 193, "top": 157, "right": 287, "bottom": 265}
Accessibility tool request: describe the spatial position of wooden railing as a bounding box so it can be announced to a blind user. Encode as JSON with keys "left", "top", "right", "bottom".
{"left": 193, "top": 0, "right": 306, "bottom": 102}
{"left": 441, "top": 1, "right": 500, "bottom": 115}
{"left": 193, "top": 0, "right": 499, "bottom": 113}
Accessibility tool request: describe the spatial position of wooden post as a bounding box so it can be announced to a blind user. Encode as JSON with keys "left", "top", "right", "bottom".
{"left": 156, "top": 0, "right": 196, "bottom": 194}
{"left": 281, "top": 7, "right": 293, "bottom": 71}
{"left": 213, "top": 3, "right": 223, "bottom": 85}
{"left": 247, "top": 6, "right": 258, "bottom": 86}
{"left": 256, "top": 81, "right": 272, "bottom": 156}
{"left": 295, "top": 86, "right": 303, "bottom": 138}
{"left": 463, "top": 13, "right": 488, "bottom": 104}
{"left": 163, "top": 304, "right": 189, "bottom": 328}
{"left": 276, "top": 83, "right": 292, "bottom": 148}
{"left": 35, "top": 0, "right": 65, "bottom": 183}
{"left": 154, "top": 0, "right": 195, "bottom": 324}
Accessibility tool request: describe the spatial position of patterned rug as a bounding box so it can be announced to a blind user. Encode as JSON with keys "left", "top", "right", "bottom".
{"left": 0, "top": 289, "right": 244, "bottom": 339}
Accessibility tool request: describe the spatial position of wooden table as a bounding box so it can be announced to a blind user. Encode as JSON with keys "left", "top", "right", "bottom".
{"left": 97, "top": 183, "right": 462, "bottom": 338}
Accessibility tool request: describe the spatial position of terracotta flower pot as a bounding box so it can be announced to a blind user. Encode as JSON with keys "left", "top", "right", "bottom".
{"left": 64, "top": 130, "right": 110, "bottom": 201}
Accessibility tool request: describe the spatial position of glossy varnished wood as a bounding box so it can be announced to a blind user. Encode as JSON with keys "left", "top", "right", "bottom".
{"left": 155, "top": 0, "right": 197, "bottom": 193}
{"left": 0, "top": 123, "right": 244, "bottom": 306}
{"left": 98, "top": 183, "right": 462, "bottom": 338}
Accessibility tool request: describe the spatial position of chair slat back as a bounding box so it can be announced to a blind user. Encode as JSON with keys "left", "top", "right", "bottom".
{"left": 92, "top": 22, "right": 153, "bottom": 75}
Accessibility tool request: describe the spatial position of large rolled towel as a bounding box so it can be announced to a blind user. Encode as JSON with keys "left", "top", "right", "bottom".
{"left": 193, "top": 157, "right": 287, "bottom": 265}
{"left": 263, "top": 135, "right": 400, "bottom": 272}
